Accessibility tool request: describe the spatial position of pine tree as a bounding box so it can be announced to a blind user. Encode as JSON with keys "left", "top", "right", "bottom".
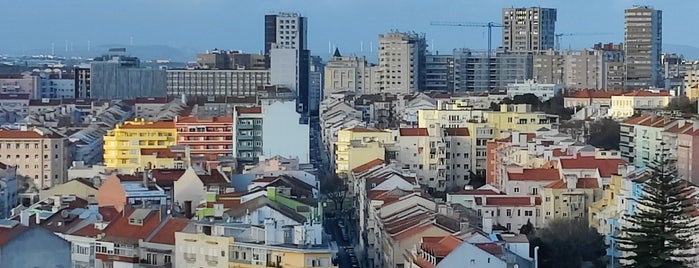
{"left": 617, "top": 150, "right": 698, "bottom": 268}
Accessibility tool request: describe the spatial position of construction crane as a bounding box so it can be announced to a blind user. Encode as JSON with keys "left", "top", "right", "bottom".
{"left": 430, "top": 21, "right": 505, "bottom": 56}
{"left": 555, "top": 32, "right": 616, "bottom": 51}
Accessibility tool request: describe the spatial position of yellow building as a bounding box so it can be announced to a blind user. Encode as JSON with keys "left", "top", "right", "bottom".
{"left": 103, "top": 119, "right": 177, "bottom": 173}
{"left": 485, "top": 104, "right": 560, "bottom": 136}
{"left": 175, "top": 220, "right": 337, "bottom": 268}
{"left": 608, "top": 90, "right": 671, "bottom": 118}
{"left": 335, "top": 127, "right": 392, "bottom": 176}
{"left": 589, "top": 174, "right": 625, "bottom": 230}
{"left": 541, "top": 177, "right": 603, "bottom": 225}
{"left": 685, "top": 70, "right": 699, "bottom": 101}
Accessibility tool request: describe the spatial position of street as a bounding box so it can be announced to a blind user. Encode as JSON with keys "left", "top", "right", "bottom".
{"left": 325, "top": 217, "right": 360, "bottom": 268}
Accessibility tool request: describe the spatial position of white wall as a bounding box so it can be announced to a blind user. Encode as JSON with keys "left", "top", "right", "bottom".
{"left": 271, "top": 48, "right": 298, "bottom": 92}
{"left": 262, "top": 101, "right": 310, "bottom": 162}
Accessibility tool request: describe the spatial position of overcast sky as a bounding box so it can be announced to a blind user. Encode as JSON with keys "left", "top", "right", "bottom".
{"left": 1, "top": 0, "right": 696, "bottom": 58}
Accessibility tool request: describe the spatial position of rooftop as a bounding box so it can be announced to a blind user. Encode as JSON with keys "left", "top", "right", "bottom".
{"left": 507, "top": 168, "right": 560, "bottom": 181}
{"left": 400, "top": 128, "right": 429, "bottom": 136}
{"left": 475, "top": 196, "right": 541, "bottom": 206}
{"left": 559, "top": 156, "right": 625, "bottom": 177}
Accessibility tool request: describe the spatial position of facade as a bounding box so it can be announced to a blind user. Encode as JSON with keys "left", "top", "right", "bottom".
{"left": 0, "top": 73, "right": 39, "bottom": 98}
{"left": 608, "top": 90, "right": 671, "bottom": 118}
{"left": 38, "top": 72, "right": 75, "bottom": 99}
{"left": 541, "top": 177, "right": 603, "bottom": 225}
{"left": 533, "top": 47, "right": 624, "bottom": 90}
{"left": 233, "top": 106, "right": 264, "bottom": 167}
{"left": 166, "top": 69, "right": 270, "bottom": 97}
{"left": 0, "top": 163, "right": 18, "bottom": 219}
{"left": 196, "top": 49, "right": 267, "bottom": 70}
{"left": 377, "top": 32, "right": 427, "bottom": 93}
{"left": 74, "top": 66, "right": 91, "bottom": 99}
{"left": 175, "top": 116, "right": 233, "bottom": 167}
{"left": 324, "top": 50, "right": 376, "bottom": 96}
{"left": 0, "top": 129, "right": 69, "bottom": 190}
{"left": 0, "top": 221, "right": 71, "bottom": 268}
{"left": 103, "top": 119, "right": 177, "bottom": 173}
{"left": 453, "top": 49, "right": 533, "bottom": 92}
{"left": 506, "top": 79, "right": 562, "bottom": 101}
{"left": 265, "top": 12, "right": 311, "bottom": 118}
{"left": 624, "top": 6, "right": 662, "bottom": 89}
{"left": 502, "top": 7, "right": 557, "bottom": 51}
{"left": 425, "top": 53, "right": 455, "bottom": 92}
{"left": 678, "top": 128, "right": 699, "bottom": 184}
{"left": 334, "top": 127, "right": 392, "bottom": 175}
{"left": 89, "top": 48, "right": 167, "bottom": 99}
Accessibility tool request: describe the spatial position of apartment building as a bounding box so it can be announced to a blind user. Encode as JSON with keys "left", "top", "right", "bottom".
{"left": 0, "top": 163, "right": 18, "bottom": 219}
{"left": 0, "top": 73, "right": 39, "bottom": 98}
{"left": 541, "top": 177, "right": 603, "bottom": 225}
{"left": 196, "top": 49, "right": 267, "bottom": 70}
{"left": 621, "top": 114, "right": 693, "bottom": 168}
{"left": 166, "top": 69, "right": 270, "bottom": 97}
{"left": 625, "top": 6, "right": 662, "bottom": 89}
{"left": 453, "top": 49, "right": 533, "bottom": 92}
{"left": 334, "top": 127, "right": 392, "bottom": 175}
{"left": 324, "top": 49, "right": 378, "bottom": 96}
{"left": 175, "top": 116, "right": 233, "bottom": 168}
{"left": 233, "top": 106, "right": 264, "bottom": 167}
{"left": 506, "top": 79, "right": 562, "bottom": 101}
{"left": 473, "top": 195, "right": 542, "bottom": 231}
{"left": 175, "top": 218, "right": 335, "bottom": 268}
{"left": 103, "top": 119, "right": 177, "bottom": 173}
{"left": 608, "top": 90, "right": 671, "bottom": 118}
{"left": 378, "top": 32, "right": 427, "bottom": 93}
{"left": 0, "top": 128, "right": 69, "bottom": 190}
{"left": 502, "top": 7, "right": 557, "bottom": 51}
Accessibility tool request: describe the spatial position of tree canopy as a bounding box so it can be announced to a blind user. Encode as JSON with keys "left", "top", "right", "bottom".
{"left": 588, "top": 118, "right": 621, "bottom": 150}
{"left": 528, "top": 218, "right": 607, "bottom": 268}
{"left": 320, "top": 174, "right": 348, "bottom": 210}
{"left": 617, "top": 153, "right": 698, "bottom": 267}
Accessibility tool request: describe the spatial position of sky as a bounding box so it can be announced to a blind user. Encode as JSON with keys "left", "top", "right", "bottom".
{"left": 1, "top": 0, "right": 697, "bottom": 60}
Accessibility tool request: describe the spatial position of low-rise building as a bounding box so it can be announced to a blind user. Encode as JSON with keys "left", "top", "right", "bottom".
{"left": 335, "top": 127, "right": 392, "bottom": 176}
{"left": 608, "top": 90, "right": 672, "bottom": 118}
{"left": 0, "top": 128, "right": 70, "bottom": 190}
{"left": 0, "top": 219, "right": 71, "bottom": 267}
{"left": 473, "top": 195, "right": 542, "bottom": 232}
{"left": 541, "top": 177, "right": 603, "bottom": 224}
{"left": 506, "top": 79, "right": 562, "bottom": 101}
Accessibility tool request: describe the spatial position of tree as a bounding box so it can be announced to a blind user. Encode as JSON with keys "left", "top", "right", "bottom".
{"left": 542, "top": 95, "right": 574, "bottom": 120}
{"left": 588, "top": 118, "right": 621, "bottom": 150}
{"left": 616, "top": 153, "right": 698, "bottom": 267}
{"left": 530, "top": 218, "right": 607, "bottom": 268}
{"left": 320, "top": 174, "right": 348, "bottom": 210}
{"left": 667, "top": 96, "right": 698, "bottom": 114}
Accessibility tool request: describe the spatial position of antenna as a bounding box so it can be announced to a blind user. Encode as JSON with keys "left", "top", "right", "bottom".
{"left": 130, "top": 36, "right": 133, "bottom": 46}
{"left": 87, "top": 40, "right": 91, "bottom": 52}
{"left": 360, "top": 41, "right": 363, "bottom": 52}
{"left": 65, "top": 40, "right": 68, "bottom": 52}
{"left": 51, "top": 43, "right": 55, "bottom": 55}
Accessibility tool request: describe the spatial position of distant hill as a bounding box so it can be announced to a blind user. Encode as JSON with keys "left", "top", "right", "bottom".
{"left": 664, "top": 43, "right": 699, "bottom": 60}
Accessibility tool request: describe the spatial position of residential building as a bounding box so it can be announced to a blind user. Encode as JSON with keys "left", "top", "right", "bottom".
{"left": 608, "top": 90, "right": 671, "bottom": 118}
{"left": 261, "top": 99, "right": 311, "bottom": 163}
{"left": 474, "top": 195, "right": 542, "bottom": 232}
{"left": 233, "top": 106, "right": 264, "bottom": 167}
{"left": 96, "top": 174, "right": 167, "bottom": 213}
{"left": 678, "top": 127, "right": 699, "bottom": 184}
{"left": 564, "top": 89, "right": 621, "bottom": 108}
{"left": 324, "top": 49, "right": 377, "bottom": 95}
{"left": 89, "top": 48, "right": 167, "bottom": 99}
{"left": 334, "top": 127, "right": 392, "bottom": 176}
{"left": 377, "top": 31, "right": 427, "bottom": 93}
{"left": 595, "top": 42, "right": 626, "bottom": 90}
{"left": 506, "top": 79, "right": 562, "bottom": 101}
{"left": 0, "top": 73, "right": 39, "bottom": 98}
{"left": 195, "top": 49, "right": 267, "bottom": 70}
{"left": 0, "top": 220, "right": 71, "bottom": 267}
{"left": 0, "top": 163, "right": 18, "bottom": 219}
{"left": 74, "top": 66, "right": 91, "bottom": 99}
{"left": 624, "top": 6, "right": 663, "bottom": 89}
{"left": 436, "top": 238, "right": 533, "bottom": 268}
{"left": 541, "top": 177, "right": 603, "bottom": 224}
{"left": 425, "top": 53, "right": 455, "bottom": 92}
{"left": 0, "top": 128, "right": 69, "bottom": 190}
{"left": 103, "top": 119, "right": 177, "bottom": 173}
{"left": 165, "top": 69, "right": 271, "bottom": 97}
{"left": 175, "top": 116, "right": 233, "bottom": 168}
{"left": 502, "top": 7, "right": 557, "bottom": 51}
{"left": 685, "top": 69, "right": 699, "bottom": 101}
{"left": 266, "top": 12, "right": 311, "bottom": 118}
{"left": 453, "top": 49, "right": 533, "bottom": 92}
{"left": 37, "top": 71, "right": 76, "bottom": 99}
{"left": 39, "top": 178, "right": 97, "bottom": 202}
{"left": 309, "top": 55, "right": 324, "bottom": 116}
{"left": 175, "top": 218, "right": 335, "bottom": 268}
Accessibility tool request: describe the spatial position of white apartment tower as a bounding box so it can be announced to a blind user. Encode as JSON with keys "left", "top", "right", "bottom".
{"left": 378, "top": 32, "right": 427, "bottom": 94}
{"left": 503, "top": 7, "right": 557, "bottom": 51}
{"left": 624, "top": 6, "right": 662, "bottom": 89}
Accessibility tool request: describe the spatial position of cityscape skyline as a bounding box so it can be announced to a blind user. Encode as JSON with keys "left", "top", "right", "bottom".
{"left": 2, "top": 0, "right": 699, "bottom": 60}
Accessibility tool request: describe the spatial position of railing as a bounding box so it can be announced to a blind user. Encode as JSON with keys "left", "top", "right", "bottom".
{"left": 183, "top": 253, "right": 196, "bottom": 263}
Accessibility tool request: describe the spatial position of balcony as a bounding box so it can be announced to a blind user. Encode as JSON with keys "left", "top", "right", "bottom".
{"left": 183, "top": 253, "right": 196, "bottom": 263}
{"left": 205, "top": 255, "right": 219, "bottom": 265}
{"left": 237, "top": 124, "right": 254, "bottom": 130}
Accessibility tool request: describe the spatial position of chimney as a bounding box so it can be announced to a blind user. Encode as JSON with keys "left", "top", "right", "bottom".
{"left": 35, "top": 212, "right": 41, "bottom": 225}
{"left": 20, "top": 210, "right": 29, "bottom": 226}
{"left": 566, "top": 176, "right": 578, "bottom": 189}
{"left": 143, "top": 164, "right": 150, "bottom": 188}
{"left": 530, "top": 196, "right": 536, "bottom": 206}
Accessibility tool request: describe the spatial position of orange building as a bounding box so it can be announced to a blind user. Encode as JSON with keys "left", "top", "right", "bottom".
{"left": 174, "top": 116, "right": 234, "bottom": 169}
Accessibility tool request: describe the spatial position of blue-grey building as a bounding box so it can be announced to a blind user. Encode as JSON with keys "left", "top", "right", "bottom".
{"left": 89, "top": 48, "right": 166, "bottom": 99}
{"left": 0, "top": 163, "right": 18, "bottom": 219}
{"left": 0, "top": 220, "right": 71, "bottom": 267}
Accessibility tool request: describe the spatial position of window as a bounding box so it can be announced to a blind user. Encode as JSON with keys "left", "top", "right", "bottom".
{"left": 532, "top": 188, "right": 538, "bottom": 195}
{"left": 506, "top": 209, "right": 512, "bottom": 216}
{"left": 525, "top": 210, "right": 533, "bottom": 216}
{"left": 146, "top": 253, "right": 158, "bottom": 265}
{"left": 514, "top": 187, "right": 520, "bottom": 193}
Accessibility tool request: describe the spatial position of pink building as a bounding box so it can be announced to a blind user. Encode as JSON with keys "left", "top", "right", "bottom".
{"left": 0, "top": 74, "right": 39, "bottom": 98}
{"left": 678, "top": 128, "right": 699, "bottom": 184}
{"left": 174, "top": 116, "right": 234, "bottom": 169}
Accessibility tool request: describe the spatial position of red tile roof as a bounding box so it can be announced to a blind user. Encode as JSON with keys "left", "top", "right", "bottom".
{"left": 439, "top": 236, "right": 463, "bottom": 253}
{"left": 99, "top": 206, "right": 120, "bottom": 222}
{"left": 665, "top": 122, "right": 694, "bottom": 134}
{"left": 475, "top": 243, "right": 504, "bottom": 257}
{"left": 559, "top": 156, "right": 625, "bottom": 177}
{"left": 552, "top": 148, "right": 569, "bottom": 157}
{"left": 147, "top": 218, "right": 189, "bottom": 245}
{"left": 413, "top": 257, "right": 435, "bottom": 268}
{"left": 444, "top": 128, "right": 470, "bottom": 136}
{"left": 567, "top": 89, "right": 622, "bottom": 99}
{"left": 543, "top": 177, "right": 600, "bottom": 189}
{"left": 453, "top": 189, "right": 503, "bottom": 195}
{"left": 0, "top": 223, "right": 28, "bottom": 246}
{"left": 198, "top": 169, "right": 229, "bottom": 185}
{"left": 475, "top": 196, "right": 541, "bottom": 206}
{"left": 101, "top": 208, "right": 162, "bottom": 244}
{"left": 176, "top": 116, "right": 233, "bottom": 124}
{"left": 119, "top": 120, "right": 175, "bottom": 129}
{"left": 621, "top": 90, "right": 671, "bottom": 97}
{"left": 351, "top": 159, "right": 384, "bottom": 173}
{"left": 235, "top": 106, "right": 262, "bottom": 114}
{"left": 0, "top": 130, "right": 44, "bottom": 139}
{"left": 116, "top": 174, "right": 142, "bottom": 182}
{"left": 623, "top": 114, "right": 652, "bottom": 124}
{"left": 400, "top": 128, "right": 429, "bottom": 136}
{"left": 151, "top": 169, "right": 186, "bottom": 186}
{"left": 72, "top": 223, "right": 101, "bottom": 237}
{"left": 496, "top": 133, "right": 536, "bottom": 143}
{"left": 507, "top": 168, "right": 560, "bottom": 181}
{"left": 421, "top": 235, "right": 463, "bottom": 257}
